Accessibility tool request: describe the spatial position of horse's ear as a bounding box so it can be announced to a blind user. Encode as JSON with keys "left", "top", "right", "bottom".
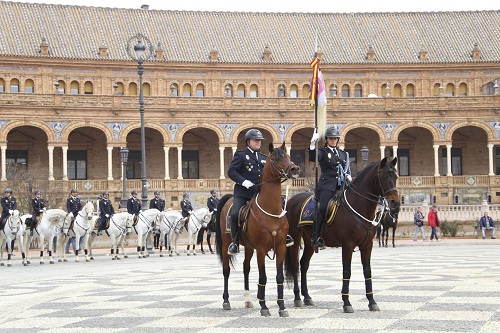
{"left": 269, "top": 142, "right": 274, "bottom": 154}
{"left": 391, "top": 156, "right": 398, "bottom": 166}
{"left": 379, "top": 156, "right": 389, "bottom": 168}
{"left": 280, "top": 141, "right": 286, "bottom": 152}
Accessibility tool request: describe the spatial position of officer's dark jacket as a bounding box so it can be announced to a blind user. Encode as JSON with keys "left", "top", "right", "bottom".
{"left": 127, "top": 197, "right": 141, "bottom": 215}
{"left": 66, "top": 196, "right": 82, "bottom": 215}
{"left": 309, "top": 146, "right": 349, "bottom": 191}
{"left": 99, "top": 198, "right": 115, "bottom": 217}
{"left": 228, "top": 147, "right": 267, "bottom": 199}
{"left": 180, "top": 200, "right": 193, "bottom": 218}
{"left": 32, "top": 197, "right": 45, "bottom": 216}
{"left": 150, "top": 198, "right": 165, "bottom": 212}
{"left": 207, "top": 196, "right": 219, "bottom": 212}
{"left": 1, "top": 196, "right": 17, "bottom": 215}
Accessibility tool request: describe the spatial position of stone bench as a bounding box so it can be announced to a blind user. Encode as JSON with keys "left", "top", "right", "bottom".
{"left": 475, "top": 227, "right": 497, "bottom": 239}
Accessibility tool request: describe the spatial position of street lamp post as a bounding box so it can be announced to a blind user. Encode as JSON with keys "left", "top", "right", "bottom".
{"left": 120, "top": 147, "right": 129, "bottom": 210}
{"left": 127, "top": 33, "right": 153, "bottom": 210}
{"left": 361, "top": 146, "right": 370, "bottom": 170}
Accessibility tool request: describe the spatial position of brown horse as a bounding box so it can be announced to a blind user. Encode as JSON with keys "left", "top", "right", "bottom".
{"left": 215, "top": 142, "right": 300, "bottom": 317}
{"left": 284, "top": 157, "right": 399, "bottom": 313}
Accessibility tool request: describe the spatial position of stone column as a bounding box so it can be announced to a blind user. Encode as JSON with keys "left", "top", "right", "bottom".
{"left": 219, "top": 147, "right": 225, "bottom": 179}
{"left": 392, "top": 146, "right": 398, "bottom": 160}
{"left": 48, "top": 146, "right": 54, "bottom": 181}
{"left": 176, "top": 146, "right": 183, "bottom": 180}
{"left": 164, "top": 147, "right": 170, "bottom": 180}
{"left": 380, "top": 145, "right": 386, "bottom": 159}
{"left": 107, "top": 146, "right": 113, "bottom": 180}
{"left": 433, "top": 145, "right": 440, "bottom": 176}
{"left": 0, "top": 145, "right": 6, "bottom": 181}
{"left": 488, "top": 143, "right": 495, "bottom": 176}
{"left": 231, "top": 145, "right": 237, "bottom": 156}
{"left": 62, "top": 146, "right": 68, "bottom": 181}
{"left": 446, "top": 144, "right": 452, "bottom": 176}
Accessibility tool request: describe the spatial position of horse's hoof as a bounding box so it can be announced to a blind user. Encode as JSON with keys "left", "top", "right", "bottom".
{"left": 201, "top": 251, "right": 205, "bottom": 254}
{"left": 193, "top": 252, "right": 196, "bottom": 256}
{"left": 112, "top": 257, "right": 116, "bottom": 260}
{"left": 294, "top": 300, "right": 303, "bottom": 307}
{"left": 169, "top": 254, "right": 173, "bottom": 257}
{"left": 222, "top": 302, "right": 231, "bottom": 310}
{"left": 393, "top": 245, "right": 396, "bottom": 248}
{"left": 211, "top": 251, "right": 215, "bottom": 254}
{"left": 369, "top": 303, "right": 380, "bottom": 311}
{"left": 343, "top": 305, "right": 354, "bottom": 313}
{"left": 160, "top": 254, "right": 164, "bottom": 257}
{"left": 75, "top": 259, "right": 79, "bottom": 262}
{"left": 0, "top": 263, "right": 4, "bottom": 266}
{"left": 187, "top": 253, "right": 191, "bottom": 256}
{"left": 304, "top": 298, "right": 315, "bottom": 306}
{"left": 49, "top": 261, "right": 55, "bottom": 264}
{"left": 260, "top": 309, "right": 271, "bottom": 317}
{"left": 58, "top": 259, "right": 62, "bottom": 262}
{"left": 86, "top": 258, "right": 90, "bottom": 262}
{"left": 138, "top": 255, "right": 142, "bottom": 259}
{"left": 124, "top": 255, "right": 128, "bottom": 259}
{"left": 23, "top": 262, "right": 28, "bottom": 266}
{"left": 63, "top": 259, "right": 68, "bottom": 262}
{"left": 245, "top": 301, "right": 254, "bottom": 308}
{"left": 26, "top": 260, "right": 31, "bottom": 265}
{"left": 7, "top": 263, "right": 11, "bottom": 267}
{"left": 40, "top": 262, "right": 44, "bottom": 265}
{"left": 279, "top": 309, "right": 289, "bottom": 317}
{"left": 116, "top": 257, "right": 121, "bottom": 260}
{"left": 90, "top": 257, "right": 94, "bottom": 260}
{"left": 176, "top": 252, "right": 180, "bottom": 256}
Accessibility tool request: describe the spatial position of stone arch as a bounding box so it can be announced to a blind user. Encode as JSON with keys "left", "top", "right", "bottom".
{"left": 231, "top": 124, "right": 280, "bottom": 143}
{"left": 446, "top": 121, "right": 494, "bottom": 142}
{"left": 119, "top": 122, "right": 170, "bottom": 143}
{"left": 341, "top": 122, "right": 386, "bottom": 143}
{"left": 0, "top": 120, "right": 54, "bottom": 142}
{"left": 392, "top": 122, "right": 440, "bottom": 142}
{"left": 60, "top": 121, "right": 113, "bottom": 143}
{"left": 176, "top": 123, "right": 225, "bottom": 143}
{"left": 285, "top": 123, "right": 312, "bottom": 143}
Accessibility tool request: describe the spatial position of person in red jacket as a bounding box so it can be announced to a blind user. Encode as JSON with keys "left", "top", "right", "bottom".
{"left": 427, "top": 205, "right": 440, "bottom": 241}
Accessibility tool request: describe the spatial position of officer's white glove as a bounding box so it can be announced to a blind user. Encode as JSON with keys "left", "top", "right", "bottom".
{"left": 189, "top": 210, "right": 193, "bottom": 214}
{"left": 214, "top": 208, "right": 217, "bottom": 212}
{"left": 8, "top": 210, "right": 13, "bottom": 214}
{"left": 39, "top": 209, "right": 44, "bottom": 213}
{"left": 71, "top": 212, "right": 75, "bottom": 217}
{"left": 310, "top": 129, "right": 319, "bottom": 143}
{"left": 346, "top": 174, "right": 352, "bottom": 183}
{"left": 43, "top": 207, "right": 46, "bottom": 211}
{"left": 242, "top": 180, "right": 254, "bottom": 189}
{"left": 105, "top": 214, "right": 109, "bottom": 218}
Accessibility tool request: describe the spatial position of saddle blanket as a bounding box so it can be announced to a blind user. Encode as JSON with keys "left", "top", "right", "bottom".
{"left": 224, "top": 202, "right": 249, "bottom": 234}
{"left": 298, "top": 194, "right": 339, "bottom": 227}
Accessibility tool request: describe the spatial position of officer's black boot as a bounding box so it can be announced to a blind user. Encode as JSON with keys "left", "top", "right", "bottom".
{"left": 312, "top": 220, "right": 326, "bottom": 250}
{"left": 30, "top": 225, "right": 34, "bottom": 236}
{"left": 227, "top": 217, "right": 239, "bottom": 256}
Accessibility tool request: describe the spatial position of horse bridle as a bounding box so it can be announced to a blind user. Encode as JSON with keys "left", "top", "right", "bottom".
{"left": 4, "top": 214, "right": 20, "bottom": 235}
{"left": 256, "top": 153, "right": 296, "bottom": 186}
{"left": 188, "top": 210, "right": 210, "bottom": 233}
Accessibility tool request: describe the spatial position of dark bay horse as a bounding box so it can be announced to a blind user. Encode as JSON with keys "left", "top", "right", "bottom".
{"left": 376, "top": 203, "right": 400, "bottom": 248}
{"left": 284, "top": 157, "right": 399, "bottom": 313}
{"left": 215, "top": 142, "right": 300, "bottom": 317}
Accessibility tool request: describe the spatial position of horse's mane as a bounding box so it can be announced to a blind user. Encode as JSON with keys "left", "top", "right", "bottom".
{"left": 353, "top": 161, "right": 377, "bottom": 183}
{"left": 44, "top": 209, "right": 66, "bottom": 224}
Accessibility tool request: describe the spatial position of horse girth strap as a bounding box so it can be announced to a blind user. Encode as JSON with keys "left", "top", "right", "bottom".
{"left": 249, "top": 207, "right": 287, "bottom": 237}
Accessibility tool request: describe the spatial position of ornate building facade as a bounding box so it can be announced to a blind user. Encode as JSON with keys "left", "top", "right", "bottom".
{"left": 0, "top": 2, "right": 499, "bottom": 211}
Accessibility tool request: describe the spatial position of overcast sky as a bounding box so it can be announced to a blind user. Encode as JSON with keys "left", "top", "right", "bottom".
{"left": 8, "top": 0, "right": 500, "bottom": 12}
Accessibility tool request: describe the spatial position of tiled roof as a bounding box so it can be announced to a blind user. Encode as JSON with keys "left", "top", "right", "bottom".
{"left": 0, "top": 1, "right": 499, "bottom": 64}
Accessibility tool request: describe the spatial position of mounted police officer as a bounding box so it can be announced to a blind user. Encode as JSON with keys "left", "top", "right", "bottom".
{"left": 309, "top": 127, "right": 352, "bottom": 249}
{"left": 150, "top": 190, "right": 165, "bottom": 249}
{"left": 30, "top": 189, "right": 45, "bottom": 236}
{"left": 0, "top": 188, "right": 17, "bottom": 231}
{"left": 207, "top": 188, "right": 219, "bottom": 230}
{"left": 66, "top": 188, "right": 82, "bottom": 235}
{"left": 227, "top": 129, "right": 294, "bottom": 256}
{"left": 97, "top": 191, "right": 115, "bottom": 235}
{"left": 180, "top": 193, "right": 193, "bottom": 230}
{"left": 127, "top": 190, "right": 141, "bottom": 223}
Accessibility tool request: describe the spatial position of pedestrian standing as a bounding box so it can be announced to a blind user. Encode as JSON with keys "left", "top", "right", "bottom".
{"left": 427, "top": 205, "right": 440, "bottom": 241}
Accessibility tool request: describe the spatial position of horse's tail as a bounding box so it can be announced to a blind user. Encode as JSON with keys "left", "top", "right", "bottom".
{"left": 284, "top": 244, "right": 297, "bottom": 286}
{"left": 215, "top": 194, "right": 233, "bottom": 266}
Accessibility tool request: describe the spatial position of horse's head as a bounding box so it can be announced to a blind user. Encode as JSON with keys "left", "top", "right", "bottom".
{"left": 267, "top": 142, "right": 301, "bottom": 180}
{"left": 378, "top": 157, "right": 400, "bottom": 210}
{"left": 8, "top": 210, "right": 21, "bottom": 230}
{"left": 82, "top": 201, "right": 94, "bottom": 220}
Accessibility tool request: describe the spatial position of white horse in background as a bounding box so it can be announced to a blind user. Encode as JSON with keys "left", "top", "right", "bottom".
{"left": 23, "top": 209, "right": 66, "bottom": 264}
{"left": 87, "top": 211, "right": 132, "bottom": 260}
{"left": 132, "top": 209, "right": 160, "bottom": 258}
{"left": 155, "top": 209, "right": 184, "bottom": 257}
{"left": 185, "top": 207, "right": 212, "bottom": 256}
{"left": 0, "top": 210, "right": 26, "bottom": 267}
{"left": 57, "top": 201, "right": 94, "bottom": 263}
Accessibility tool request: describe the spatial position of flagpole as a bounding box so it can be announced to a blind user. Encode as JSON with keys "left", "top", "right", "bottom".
{"left": 312, "top": 33, "right": 320, "bottom": 253}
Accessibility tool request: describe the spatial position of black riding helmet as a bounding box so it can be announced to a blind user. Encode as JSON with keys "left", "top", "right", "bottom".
{"left": 245, "top": 129, "right": 264, "bottom": 143}
{"left": 34, "top": 189, "right": 42, "bottom": 195}
{"left": 325, "top": 127, "right": 340, "bottom": 138}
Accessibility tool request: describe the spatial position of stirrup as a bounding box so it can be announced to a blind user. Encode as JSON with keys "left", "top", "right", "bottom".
{"left": 285, "top": 235, "right": 294, "bottom": 247}
{"left": 227, "top": 242, "right": 239, "bottom": 255}
{"left": 315, "top": 237, "right": 326, "bottom": 250}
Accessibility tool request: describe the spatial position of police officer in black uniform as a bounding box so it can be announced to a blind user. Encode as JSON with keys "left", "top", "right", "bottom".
{"left": 66, "top": 188, "right": 82, "bottom": 235}
{"left": 30, "top": 189, "right": 45, "bottom": 236}
{"left": 180, "top": 193, "right": 193, "bottom": 230}
{"left": 0, "top": 188, "right": 17, "bottom": 231}
{"left": 97, "top": 191, "right": 115, "bottom": 235}
{"left": 309, "top": 127, "right": 352, "bottom": 249}
{"left": 127, "top": 190, "right": 141, "bottom": 223}
{"left": 150, "top": 190, "right": 165, "bottom": 248}
{"left": 207, "top": 188, "right": 219, "bottom": 229}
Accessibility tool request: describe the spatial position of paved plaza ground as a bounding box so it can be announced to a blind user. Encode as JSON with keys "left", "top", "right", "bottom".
{"left": 0, "top": 239, "right": 499, "bottom": 332}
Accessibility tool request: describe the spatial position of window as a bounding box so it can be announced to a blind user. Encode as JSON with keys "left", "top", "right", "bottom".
{"left": 341, "top": 84, "right": 350, "bottom": 97}
{"left": 143, "top": 82, "right": 151, "bottom": 96}
{"left": 196, "top": 83, "right": 204, "bottom": 97}
{"left": 116, "top": 82, "right": 124, "bottom": 95}
{"left": 129, "top": 82, "right": 137, "bottom": 96}
{"left": 354, "top": 84, "right": 362, "bottom": 97}
{"left": 442, "top": 148, "right": 462, "bottom": 175}
{"left": 183, "top": 83, "right": 191, "bottom": 97}
{"left": 125, "top": 151, "right": 142, "bottom": 179}
{"left": 0, "top": 78, "right": 4, "bottom": 92}
{"left": 84, "top": 81, "right": 93, "bottom": 95}
{"left": 290, "top": 150, "right": 305, "bottom": 177}
{"left": 170, "top": 83, "right": 178, "bottom": 96}
{"left": 6, "top": 150, "right": 27, "bottom": 179}
{"left": 406, "top": 84, "right": 415, "bottom": 97}
{"left": 496, "top": 147, "right": 500, "bottom": 175}
{"left": 224, "top": 83, "right": 233, "bottom": 97}
{"left": 70, "top": 80, "right": 79, "bottom": 94}
{"left": 329, "top": 84, "right": 336, "bottom": 97}
{"left": 290, "top": 84, "right": 298, "bottom": 98}
{"left": 57, "top": 80, "right": 66, "bottom": 94}
{"left": 67, "top": 150, "right": 87, "bottom": 180}
{"left": 446, "top": 83, "right": 455, "bottom": 96}
{"left": 381, "top": 84, "right": 388, "bottom": 97}
{"left": 237, "top": 84, "right": 245, "bottom": 98}
{"left": 459, "top": 83, "right": 467, "bottom": 96}
{"left": 277, "top": 84, "right": 285, "bottom": 97}
{"left": 433, "top": 83, "right": 441, "bottom": 96}
{"left": 345, "top": 149, "right": 358, "bottom": 175}
{"left": 10, "top": 78, "right": 20, "bottom": 93}
{"left": 24, "top": 79, "right": 34, "bottom": 93}
{"left": 393, "top": 84, "right": 402, "bottom": 97}
{"left": 302, "top": 84, "right": 310, "bottom": 98}
{"left": 397, "top": 149, "right": 410, "bottom": 176}
{"left": 484, "top": 82, "right": 495, "bottom": 95}
{"left": 182, "top": 150, "right": 199, "bottom": 179}
{"left": 249, "top": 84, "right": 258, "bottom": 97}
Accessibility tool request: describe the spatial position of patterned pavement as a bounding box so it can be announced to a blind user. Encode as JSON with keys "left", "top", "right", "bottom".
{"left": 0, "top": 239, "right": 499, "bottom": 332}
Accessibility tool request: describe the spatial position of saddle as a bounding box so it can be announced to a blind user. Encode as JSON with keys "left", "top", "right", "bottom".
{"left": 31, "top": 215, "right": 41, "bottom": 230}
{"left": 96, "top": 217, "right": 110, "bottom": 230}
{"left": 133, "top": 214, "right": 139, "bottom": 227}
{"left": 225, "top": 201, "right": 251, "bottom": 234}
